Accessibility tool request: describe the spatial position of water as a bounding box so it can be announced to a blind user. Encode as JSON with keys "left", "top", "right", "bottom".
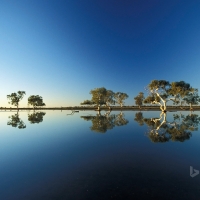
{"left": 0, "top": 110, "right": 200, "bottom": 200}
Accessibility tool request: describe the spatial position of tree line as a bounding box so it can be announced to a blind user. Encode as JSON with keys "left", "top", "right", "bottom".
{"left": 80, "top": 87, "right": 128, "bottom": 111}
{"left": 134, "top": 80, "right": 200, "bottom": 112}
{"left": 5, "top": 80, "right": 200, "bottom": 111}
{"left": 7, "top": 91, "right": 45, "bottom": 109}
{"left": 81, "top": 80, "right": 200, "bottom": 112}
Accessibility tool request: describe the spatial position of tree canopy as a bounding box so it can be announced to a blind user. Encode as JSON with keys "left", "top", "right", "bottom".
{"left": 114, "top": 92, "right": 128, "bottom": 107}
{"left": 28, "top": 112, "right": 46, "bottom": 124}
{"left": 80, "top": 100, "right": 95, "bottom": 106}
{"left": 28, "top": 95, "right": 45, "bottom": 109}
{"left": 144, "top": 80, "right": 196, "bottom": 112}
{"left": 134, "top": 92, "right": 145, "bottom": 108}
{"left": 90, "top": 87, "right": 107, "bottom": 108}
{"left": 7, "top": 112, "right": 26, "bottom": 129}
{"left": 7, "top": 91, "right": 26, "bottom": 109}
{"left": 81, "top": 112, "right": 129, "bottom": 133}
{"left": 134, "top": 112, "right": 200, "bottom": 143}
{"left": 81, "top": 87, "right": 129, "bottom": 110}
{"left": 183, "top": 89, "right": 200, "bottom": 110}
{"left": 83, "top": 87, "right": 116, "bottom": 110}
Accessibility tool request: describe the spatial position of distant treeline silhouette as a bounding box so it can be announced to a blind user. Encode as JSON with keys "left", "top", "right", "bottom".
{"left": 5, "top": 80, "right": 200, "bottom": 112}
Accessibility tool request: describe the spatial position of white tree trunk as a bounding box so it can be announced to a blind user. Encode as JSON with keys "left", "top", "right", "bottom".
{"left": 163, "top": 101, "right": 167, "bottom": 112}
{"left": 155, "top": 91, "right": 167, "bottom": 112}
{"left": 97, "top": 110, "right": 101, "bottom": 115}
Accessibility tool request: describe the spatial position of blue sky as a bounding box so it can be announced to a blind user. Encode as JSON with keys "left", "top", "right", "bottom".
{"left": 1, "top": 0, "right": 200, "bottom": 107}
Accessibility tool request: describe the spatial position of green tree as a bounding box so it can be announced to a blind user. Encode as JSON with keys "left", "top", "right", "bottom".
{"left": 90, "top": 87, "right": 107, "bottom": 110}
{"left": 104, "top": 90, "right": 115, "bottom": 110}
{"left": 28, "top": 95, "right": 45, "bottom": 109}
{"left": 183, "top": 89, "right": 200, "bottom": 110}
{"left": 7, "top": 91, "right": 26, "bottom": 109}
{"left": 82, "top": 88, "right": 115, "bottom": 111}
{"left": 7, "top": 112, "right": 26, "bottom": 129}
{"left": 144, "top": 80, "right": 195, "bottom": 112}
{"left": 28, "top": 112, "right": 46, "bottom": 124}
{"left": 114, "top": 92, "right": 129, "bottom": 108}
{"left": 80, "top": 100, "right": 94, "bottom": 106}
{"left": 134, "top": 92, "right": 145, "bottom": 108}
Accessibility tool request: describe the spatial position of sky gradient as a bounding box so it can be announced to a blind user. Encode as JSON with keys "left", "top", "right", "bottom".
{"left": 1, "top": 0, "right": 200, "bottom": 107}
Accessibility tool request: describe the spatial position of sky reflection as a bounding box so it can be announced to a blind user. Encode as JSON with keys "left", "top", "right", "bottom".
{"left": 0, "top": 111, "right": 199, "bottom": 199}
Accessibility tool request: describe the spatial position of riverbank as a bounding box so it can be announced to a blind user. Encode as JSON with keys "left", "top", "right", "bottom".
{"left": 0, "top": 106, "right": 199, "bottom": 111}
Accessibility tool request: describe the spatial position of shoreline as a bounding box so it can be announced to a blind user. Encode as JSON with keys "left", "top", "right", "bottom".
{"left": 0, "top": 106, "right": 199, "bottom": 111}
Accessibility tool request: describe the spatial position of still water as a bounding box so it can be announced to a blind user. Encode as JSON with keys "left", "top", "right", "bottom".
{"left": 0, "top": 110, "right": 200, "bottom": 200}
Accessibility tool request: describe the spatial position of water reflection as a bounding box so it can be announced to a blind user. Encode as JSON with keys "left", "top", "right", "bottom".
{"left": 28, "top": 112, "right": 46, "bottom": 124}
{"left": 134, "top": 112, "right": 200, "bottom": 142}
{"left": 81, "top": 111, "right": 129, "bottom": 133}
{"left": 7, "top": 111, "right": 46, "bottom": 128}
{"left": 7, "top": 111, "right": 26, "bottom": 129}
{"left": 1, "top": 110, "right": 200, "bottom": 199}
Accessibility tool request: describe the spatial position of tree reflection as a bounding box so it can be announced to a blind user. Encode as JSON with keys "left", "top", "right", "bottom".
{"left": 134, "top": 112, "right": 200, "bottom": 143}
{"left": 28, "top": 112, "right": 46, "bottom": 124}
{"left": 114, "top": 111, "right": 129, "bottom": 126}
{"left": 81, "top": 111, "right": 129, "bottom": 133}
{"left": 7, "top": 112, "right": 26, "bottom": 129}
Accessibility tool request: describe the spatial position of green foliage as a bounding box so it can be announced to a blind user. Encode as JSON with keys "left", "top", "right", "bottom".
{"left": 90, "top": 87, "right": 107, "bottom": 106}
{"left": 144, "top": 80, "right": 197, "bottom": 111}
{"left": 144, "top": 95, "right": 160, "bottom": 104}
{"left": 80, "top": 100, "right": 95, "bottom": 105}
{"left": 183, "top": 90, "right": 200, "bottom": 108}
{"left": 28, "top": 112, "right": 46, "bottom": 124}
{"left": 7, "top": 91, "right": 26, "bottom": 108}
{"left": 169, "top": 81, "right": 194, "bottom": 98}
{"left": 134, "top": 92, "right": 145, "bottom": 107}
{"left": 90, "top": 115, "right": 115, "bottom": 133}
{"left": 114, "top": 92, "right": 128, "bottom": 107}
{"left": 81, "top": 112, "right": 129, "bottom": 133}
{"left": 82, "top": 87, "right": 115, "bottom": 108}
{"left": 134, "top": 112, "right": 200, "bottom": 143}
{"left": 82, "top": 88, "right": 128, "bottom": 108}
{"left": 28, "top": 95, "right": 45, "bottom": 108}
{"left": 104, "top": 90, "right": 115, "bottom": 106}
{"left": 7, "top": 113, "right": 26, "bottom": 129}
{"left": 134, "top": 112, "right": 144, "bottom": 126}
{"left": 114, "top": 112, "right": 129, "bottom": 126}
{"left": 149, "top": 132, "right": 170, "bottom": 143}
{"left": 148, "top": 80, "right": 170, "bottom": 91}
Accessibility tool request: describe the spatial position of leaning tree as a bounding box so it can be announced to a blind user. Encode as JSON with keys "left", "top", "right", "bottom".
{"left": 7, "top": 91, "right": 26, "bottom": 109}
{"left": 144, "top": 80, "right": 195, "bottom": 112}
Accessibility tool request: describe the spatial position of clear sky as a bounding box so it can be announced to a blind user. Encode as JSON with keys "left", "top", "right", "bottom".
{"left": 1, "top": 0, "right": 200, "bottom": 107}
